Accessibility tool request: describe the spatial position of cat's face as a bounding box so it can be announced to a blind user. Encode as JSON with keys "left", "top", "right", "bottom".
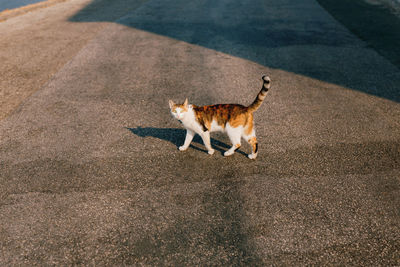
{"left": 169, "top": 99, "right": 189, "bottom": 120}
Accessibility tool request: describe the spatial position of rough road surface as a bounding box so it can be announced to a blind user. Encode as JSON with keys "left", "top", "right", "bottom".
{"left": 1, "top": 0, "right": 399, "bottom": 265}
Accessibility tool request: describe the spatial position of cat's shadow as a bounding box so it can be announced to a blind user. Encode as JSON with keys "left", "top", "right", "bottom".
{"left": 126, "top": 127, "right": 247, "bottom": 156}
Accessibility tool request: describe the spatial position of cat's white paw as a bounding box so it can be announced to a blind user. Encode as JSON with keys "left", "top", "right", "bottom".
{"left": 248, "top": 153, "right": 257, "bottom": 159}
{"left": 208, "top": 149, "right": 215, "bottom": 155}
{"left": 224, "top": 150, "right": 234, "bottom": 157}
{"left": 179, "top": 146, "right": 188, "bottom": 151}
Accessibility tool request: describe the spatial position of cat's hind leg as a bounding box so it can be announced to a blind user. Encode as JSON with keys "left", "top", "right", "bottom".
{"left": 224, "top": 124, "right": 242, "bottom": 157}
{"left": 243, "top": 126, "right": 258, "bottom": 159}
{"left": 246, "top": 136, "right": 258, "bottom": 159}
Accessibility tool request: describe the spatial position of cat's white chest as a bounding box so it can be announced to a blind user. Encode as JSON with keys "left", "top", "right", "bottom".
{"left": 181, "top": 109, "right": 202, "bottom": 133}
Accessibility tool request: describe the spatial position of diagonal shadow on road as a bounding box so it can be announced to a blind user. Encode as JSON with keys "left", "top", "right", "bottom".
{"left": 69, "top": 0, "right": 400, "bottom": 102}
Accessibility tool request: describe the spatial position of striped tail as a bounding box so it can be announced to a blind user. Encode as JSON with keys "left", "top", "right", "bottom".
{"left": 248, "top": 75, "right": 271, "bottom": 112}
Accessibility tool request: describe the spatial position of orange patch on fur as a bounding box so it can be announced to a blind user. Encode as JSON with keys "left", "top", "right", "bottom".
{"left": 193, "top": 104, "right": 252, "bottom": 130}
{"left": 173, "top": 103, "right": 188, "bottom": 112}
{"left": 249, "top": 136, "right": 257, "bottom": 143}
{"left": 244, "top": 113, "right": 254, "bottom": 136}
{"left": 248, "top": 136, "right": 258, "bottom": 153}
{"left": 229, "top": 113, "right": 247, "bottom": 128}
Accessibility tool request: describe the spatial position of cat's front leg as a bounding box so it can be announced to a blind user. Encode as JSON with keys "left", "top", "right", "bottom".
{"left": 179, "top": 129, "right": 195, "bottom": 151}
{"left": 200, "top": 131, "right": 215, "bottom": 155}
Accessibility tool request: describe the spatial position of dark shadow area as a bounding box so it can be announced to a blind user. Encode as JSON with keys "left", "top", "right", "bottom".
{"left": 126, "top": 127, "right": 248, "bottom": 157}
{"left": 68, "top": 0, "right": 148, "bottom": 22}
{"left": 69, "top": 0, "right": 400, "bottom": 102}
{"left": 317, "top": 0, "right": 400, "bottom": 69}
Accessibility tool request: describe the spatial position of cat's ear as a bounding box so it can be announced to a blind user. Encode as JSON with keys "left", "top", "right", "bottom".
{"left": 169, "top": 100, "right": 175, "bottom": 109}
{"left": 183, "top": 98, "right": 188, "bottom": 108}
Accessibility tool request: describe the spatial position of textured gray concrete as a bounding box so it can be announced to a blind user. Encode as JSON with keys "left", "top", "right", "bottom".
{"left": 0, "top": 0, "right": 399, "bottom": 265}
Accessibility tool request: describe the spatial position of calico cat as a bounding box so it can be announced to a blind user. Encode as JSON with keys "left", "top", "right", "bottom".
{"left": 169, "top": 75, "right": 270, "bottom": 159}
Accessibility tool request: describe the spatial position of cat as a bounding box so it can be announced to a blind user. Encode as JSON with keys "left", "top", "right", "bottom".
{"left": 169, "top": 75, "right": 270, "bottom": 159}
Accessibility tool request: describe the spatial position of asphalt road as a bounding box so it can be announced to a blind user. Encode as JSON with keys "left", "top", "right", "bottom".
{"left": 1, "top": 0, "right": 399, "bottom": 265}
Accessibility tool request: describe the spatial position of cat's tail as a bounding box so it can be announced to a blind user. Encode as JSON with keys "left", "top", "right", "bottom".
{"left": 248, "top": 75, "right": 270, "bottom": 112}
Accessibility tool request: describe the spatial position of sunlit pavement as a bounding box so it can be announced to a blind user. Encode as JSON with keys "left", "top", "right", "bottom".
{"left": 0, "top": 0, "right": 399, "bottom": 265}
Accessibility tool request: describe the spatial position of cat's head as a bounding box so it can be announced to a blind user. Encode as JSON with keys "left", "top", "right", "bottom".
{"left": 169, "top": 98, "right": 190, "bottom": 120}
